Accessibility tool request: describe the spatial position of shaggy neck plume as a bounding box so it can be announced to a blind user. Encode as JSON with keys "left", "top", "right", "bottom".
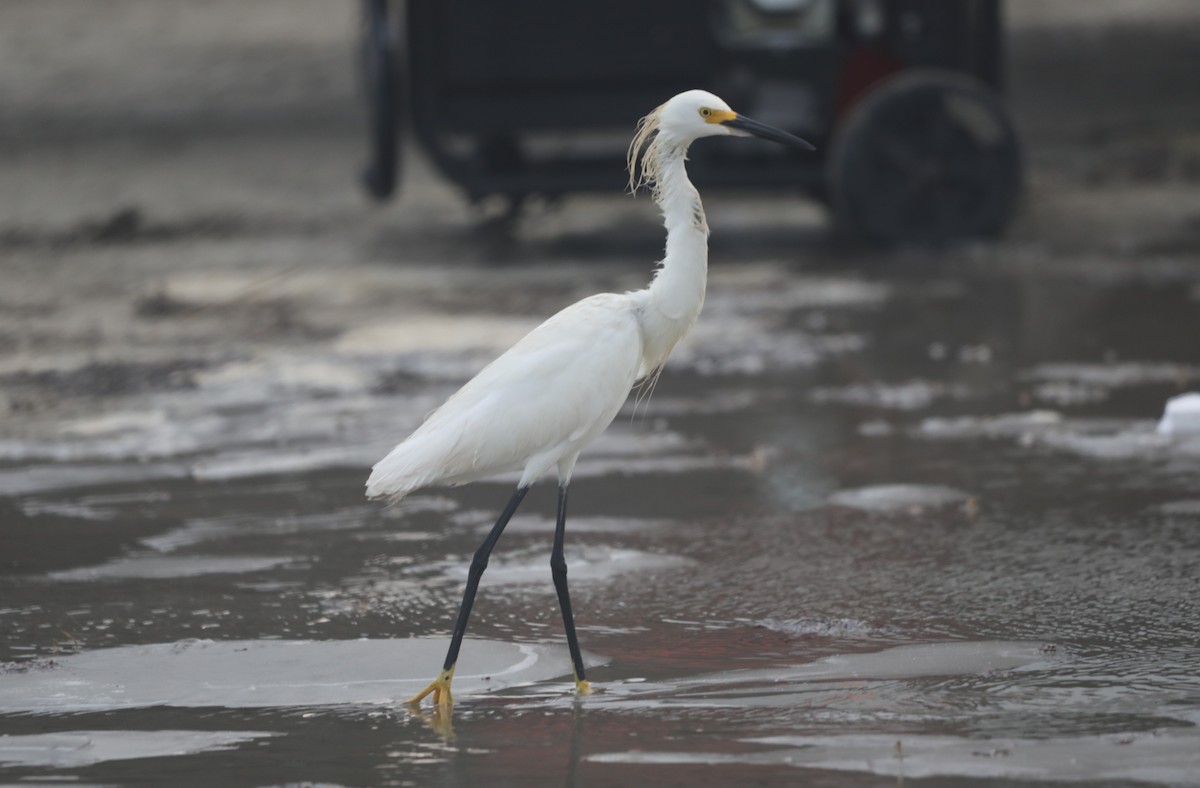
{"left": 628, "top": 118, "right": 710, "bottom": 377}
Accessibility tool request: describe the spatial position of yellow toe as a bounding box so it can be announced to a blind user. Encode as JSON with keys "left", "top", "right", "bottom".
{"left": 407, "top": 665, "right": 455, "bottom": 709}
{"left": 575, "top": 678, "right": 593, "bottom": 695}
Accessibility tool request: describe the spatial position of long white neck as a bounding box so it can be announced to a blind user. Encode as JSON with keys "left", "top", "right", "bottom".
{"left": 637, "top": 139, "right": 709, "bottom": 375}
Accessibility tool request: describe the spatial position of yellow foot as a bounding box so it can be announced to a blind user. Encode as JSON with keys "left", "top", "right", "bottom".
{"left": 407, "top": 665, "right": 455, "bottom": 709}
{"left": 575, "top": 677, "right": 593, "bottom": 695}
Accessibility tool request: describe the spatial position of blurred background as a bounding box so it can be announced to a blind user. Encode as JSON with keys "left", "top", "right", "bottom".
{"left": 2, "top": 0, "right": 1198, "bottom": 249}
{"left": 2, "top": 2, "right": 1200, "bottom": 786}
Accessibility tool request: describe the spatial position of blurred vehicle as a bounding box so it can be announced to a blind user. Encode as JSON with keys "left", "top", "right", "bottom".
{"left": 359, "top": 0, "right": 1021, "bottom": 245}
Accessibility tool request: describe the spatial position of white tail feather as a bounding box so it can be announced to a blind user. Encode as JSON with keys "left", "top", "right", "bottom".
{"left": 364, "top": 436, "right": 443, "bottom": 501}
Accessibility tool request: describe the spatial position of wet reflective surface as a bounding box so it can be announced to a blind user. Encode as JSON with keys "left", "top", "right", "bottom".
{"left": 5, "top": 1, "right": 1200, "bottom": 782}
{"left": 3, "top": 240, "right": 1200, "bottom": 786}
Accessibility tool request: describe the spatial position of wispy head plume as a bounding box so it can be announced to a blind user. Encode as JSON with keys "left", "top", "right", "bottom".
{"left": 626, "top": 101, "right": 668, "bottom": 199}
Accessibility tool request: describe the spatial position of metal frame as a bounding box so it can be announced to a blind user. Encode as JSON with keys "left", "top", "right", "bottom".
{"left": 363, "top": 0, "right": 1011, "bottom": 230}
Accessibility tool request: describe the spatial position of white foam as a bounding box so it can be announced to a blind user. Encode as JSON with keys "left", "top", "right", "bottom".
{"left": 0, "top": 463, "right": 189, "bottom": 496}
{"left": 1023, "top": 362, "right": 1200, "bottom": 389}
{"left": 828, "top": 484, "right": 971, "bottom": 513}
{"left": 491, "top": 514, "right": 675, "bottom": 536}
{"left": 704, "top": 275, "right": 891, "bottom": 311}
{"left": 1157, "top": 392, "right": 1200, "bottom": 435}
{"left": 918, "top": 411, "right": 1063, "bottom": 440}
{"left": 19, "top": 499, "right": 118, "bottom": 521}
{"left": 335, "top": 314, "right": 537, "bottom": 356}
{"left": 1030, "top": 381, "right": 1109, "bottom": 406}
{"left": 857, "top": 419, "right": 895, "bottom": 437}
{"left": 758, "top": 618, "right": 891, "bottom": 638}
{"left": 573, "top": 451, "right": 768, "bottom": 479}
{"left": 914, "top": 412, "right": 1200, "bottom": 460}
{"left": 59, "top": 410, "right": 171, "bottom": 436}
{"left": 1036, "top": 427, "right": 1176, "bottom": 460}
{"left": 141, "top": 507, "right": 376, "bottom": 552}
{"left": 624, "top": 389, "right": 762, "bottom": 416}
{"left": 0, "top": 417, "right": 211, "bottom": 462}
{"left": 1157, "top": 499, "right": 1200, "bottom": 516}
{"left": 812, "top": 380, "right": 969, "bottom": 411}
{"left": 0, "top": 730, "right": 275, "bottom": 768}
{"left": 196, "top": 356, "right": 370, "bottom": 395}
{"left": 190, "top": 444, "right": 386, "bottom": 482}
{"left": 445, "top": 546, "right": 694, "bottom": 586}
{"left": 47, "top": 555, "right": 294, "bottom": 581}
{"left": 675, "top": 325, "right": 867, "bottom": 375}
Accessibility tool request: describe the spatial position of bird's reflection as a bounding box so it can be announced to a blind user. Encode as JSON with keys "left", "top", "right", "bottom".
{"left": 400, "top": 687, "right": 592, "bottom": 786}
{"left": 404, "top": 702, "right": 456, "bottom": 740}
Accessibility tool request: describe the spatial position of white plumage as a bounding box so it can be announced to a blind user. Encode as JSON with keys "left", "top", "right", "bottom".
{"left": 365, "top": 293, "right": 644, "bottom": 497}
{"left": 370, "top": 90, "right": 812, "bottom": 709}
{"left": 365, "top": 89, "right": 747, "bottom": 501}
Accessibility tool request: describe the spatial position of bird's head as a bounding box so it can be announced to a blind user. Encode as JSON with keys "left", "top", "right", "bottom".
{"left": 628, "top": 89, "right": 814, "bottom": 194}
{"left": 660, "top": 90, "right": 815, "bottom": 148}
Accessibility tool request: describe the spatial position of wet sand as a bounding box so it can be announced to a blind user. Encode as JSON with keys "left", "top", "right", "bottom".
{"left": 2, "top": 1, "right": 1200, "bottom": 785}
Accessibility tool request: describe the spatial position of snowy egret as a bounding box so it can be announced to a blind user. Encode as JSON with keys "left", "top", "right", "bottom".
{"left": 367, "top": 90, "right": 813, "bottom": 709}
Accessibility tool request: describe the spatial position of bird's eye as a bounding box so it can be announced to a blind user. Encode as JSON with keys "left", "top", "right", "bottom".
{"left": 699, "top": 108, "right": 711, "bottom": 118}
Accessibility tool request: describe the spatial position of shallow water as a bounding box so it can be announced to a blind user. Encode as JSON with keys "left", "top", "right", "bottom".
{"left": 2, "top": 255, "right": 1200, "bottom": 786}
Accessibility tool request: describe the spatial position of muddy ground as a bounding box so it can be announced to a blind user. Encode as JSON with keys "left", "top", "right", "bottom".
{"left": 1, "top": 2, "right": 1200, "bottom": 786}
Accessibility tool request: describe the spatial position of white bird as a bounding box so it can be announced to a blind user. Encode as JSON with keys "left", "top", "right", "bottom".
{"left": 367, "top": 89, "right": 813, "bottom": 710}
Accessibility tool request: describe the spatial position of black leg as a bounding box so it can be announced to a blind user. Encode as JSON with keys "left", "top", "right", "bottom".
{"left": 440, "top": 485, "right": 529, "bottom": 671}
{"left": 409, "top": 485, "right": 530, "bottom": 708}
{"left": 551, "top": 484, "right": 589, "bottom": 688}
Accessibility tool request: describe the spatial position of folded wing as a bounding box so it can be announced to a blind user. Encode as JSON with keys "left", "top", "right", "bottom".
{"left": 366, "top": 294, "right": 643, "bottom": 500}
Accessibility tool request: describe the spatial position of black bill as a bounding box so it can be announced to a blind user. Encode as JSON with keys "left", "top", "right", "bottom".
{"left": 722, "top": 114, "right": 816, "bottom": 150}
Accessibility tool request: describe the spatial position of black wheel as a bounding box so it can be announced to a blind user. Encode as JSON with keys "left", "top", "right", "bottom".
{"left": 828, "top": 70, "right": 1021, "bottom": 246}
{"left": 359, "top": 0, "right": 403, "bottom": 200}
